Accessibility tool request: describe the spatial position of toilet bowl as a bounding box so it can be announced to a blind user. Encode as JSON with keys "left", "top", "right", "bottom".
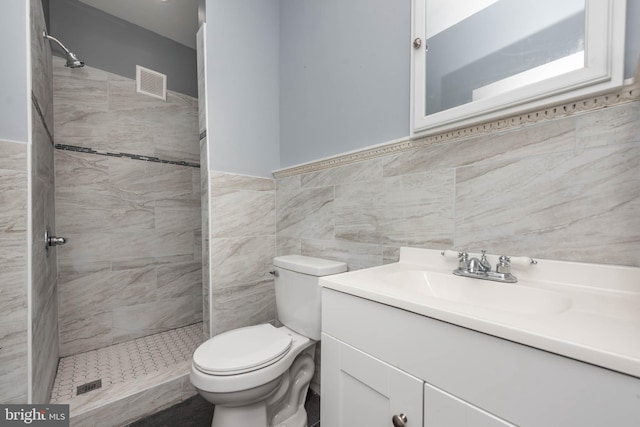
{"left": 190, "top": 255, "right": 347, "bottom": 427}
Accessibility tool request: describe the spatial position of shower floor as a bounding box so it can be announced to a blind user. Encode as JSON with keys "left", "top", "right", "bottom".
{"left": 50, "top": 323, "right": 203, "bottom": 426}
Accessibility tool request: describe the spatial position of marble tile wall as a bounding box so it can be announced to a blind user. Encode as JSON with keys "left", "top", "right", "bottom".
{"left": 208, "top": 172, "right": 276, "bottom": 337}
{"left": 276, "top": 100, "right": 640, "bottom": 270}
{"left": 31, "top": 0, "right": 59, "bottom": 403}
{"left": 53, "top": 59, "right": 202, "bottom": 356}
{"left": 196, "top": 26, "right": 211, "bottom": 339}
{"left": 200, "top": 141, "right": 210, "bottom": 338}
{"left": 0, "top": 140, "right": 29, "bottom": 403}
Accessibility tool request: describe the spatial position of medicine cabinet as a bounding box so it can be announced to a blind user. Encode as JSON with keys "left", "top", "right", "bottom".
{"left": 411, "top": 0, "right": 626, "bottom": 134}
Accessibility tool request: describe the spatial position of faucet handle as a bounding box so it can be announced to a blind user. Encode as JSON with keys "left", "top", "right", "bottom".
{"left": 496, "top": 255, "right": 511, "bottom": 274}
{"left": 479, "top": 250, "right": 491, "bottom": 271}
{"left": 441, "top": 249, "right": 465, "bottom": 259}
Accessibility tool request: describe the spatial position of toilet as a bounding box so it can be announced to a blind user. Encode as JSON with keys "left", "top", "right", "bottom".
{"left": 190, "top": 255, "right": 347, "bottom": 427}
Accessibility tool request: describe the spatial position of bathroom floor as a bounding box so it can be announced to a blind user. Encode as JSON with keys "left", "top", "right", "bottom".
{"left": 50, "top": 323, "right": 203, "bottom": 405}
{"left": 128, "top": 389, "right": 321, "bottom": 427}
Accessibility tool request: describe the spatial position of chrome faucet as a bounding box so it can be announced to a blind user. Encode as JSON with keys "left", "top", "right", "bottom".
{"left": 467, "top": 250, "right": 491, "bottom": 273}
{"left": 441, "top": 249, "right": 537, "bottom": 284}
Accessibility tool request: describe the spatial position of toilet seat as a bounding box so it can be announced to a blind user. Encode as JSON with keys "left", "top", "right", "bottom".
{"left": 193, "top": 324, "right": 292, "bottom": 376}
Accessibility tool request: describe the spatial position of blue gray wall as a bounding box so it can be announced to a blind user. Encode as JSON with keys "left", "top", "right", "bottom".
{"left": 279, "top": 0, "right": 411, "bottom": 168}
{"left": 205, "top": 0, "right": 280, "bottom": 178}
{"left": 0, "top": 0, "right": 29, "bottom": 143}
{"left": 49, "top": 0, "right": 197, "bottom": 97}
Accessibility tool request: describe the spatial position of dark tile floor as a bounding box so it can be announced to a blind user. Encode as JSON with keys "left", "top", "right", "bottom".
{"left": 129, "top": 389, "right": 320, "bottom": 427}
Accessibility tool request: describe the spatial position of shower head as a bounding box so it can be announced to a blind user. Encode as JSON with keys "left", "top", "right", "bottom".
{"left": 42, "top": 31, "right": 85, "bottom": 68}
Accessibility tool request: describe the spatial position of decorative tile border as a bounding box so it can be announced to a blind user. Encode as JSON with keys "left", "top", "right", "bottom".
{"left": 273, "top": 80, "right": 640, "bottom": 178}
{"left": 55, "top": 144, "right": 201, "bottom": 168}
{"left": 32, "top": 92, "right": 54, "bottom": 146}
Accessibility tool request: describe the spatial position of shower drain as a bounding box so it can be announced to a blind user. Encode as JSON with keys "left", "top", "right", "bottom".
{"left": 76, "top": 379, "right": 102, "bottom": 395}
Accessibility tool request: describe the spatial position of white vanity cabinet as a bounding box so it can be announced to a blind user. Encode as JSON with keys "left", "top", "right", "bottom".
{"left": 321, "top": 288, "right": 640, "bottom": 427}
{"left": 322, "top": 334, "right": 423, "bottom": 427}
{"left": 423, "top": 384, "right": 514, "bottom": 427}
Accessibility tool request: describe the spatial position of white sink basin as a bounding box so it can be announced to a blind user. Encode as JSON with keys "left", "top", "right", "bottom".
{"left": 320, "top": 247, "right": 640, "bottom": 378}
{"left": 384, "top": 270, "right": 573, "bottom": 315}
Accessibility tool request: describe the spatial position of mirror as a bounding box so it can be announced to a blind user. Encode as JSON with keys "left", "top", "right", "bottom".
{"left": 412, "top": 0, "right": 625, "bottom": 133}
{"left": 425, "top": 0, "right": 584, "bottom": 116}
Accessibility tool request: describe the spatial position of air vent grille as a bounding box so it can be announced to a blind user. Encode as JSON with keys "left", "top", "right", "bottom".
{"left": 136, "top": 65, "right": 167, "bottom": 100}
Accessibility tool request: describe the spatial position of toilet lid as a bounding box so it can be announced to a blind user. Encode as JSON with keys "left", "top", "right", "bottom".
{"left": 193, "top": 324, "right": 292, "bottom": 376}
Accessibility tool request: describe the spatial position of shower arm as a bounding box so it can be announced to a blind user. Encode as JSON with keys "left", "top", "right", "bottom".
{"left": 42, "top": 31, "right": 72, "bottom": 55}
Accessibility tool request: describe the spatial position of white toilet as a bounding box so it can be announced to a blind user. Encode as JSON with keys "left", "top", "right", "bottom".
{"left": 190, "top": 255, "right": 347, "bottom": 427}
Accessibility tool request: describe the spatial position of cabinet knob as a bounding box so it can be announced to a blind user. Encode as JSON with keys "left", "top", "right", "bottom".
{"left": 392, "top": 413, "right": 408, "bottom": 427}
{"left": 412, "top": 37, "right": 422, "bottom": 49}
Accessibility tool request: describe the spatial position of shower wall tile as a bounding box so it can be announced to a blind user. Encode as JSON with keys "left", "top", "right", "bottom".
{"left": 197, "top": 25, "right": 207, "bottom": 135}
{"left": 54, "top": 56, "right": 198, "bottom": 162}
{"left": 58, "top": 312, "right": 114, "bottom": 357}
{"left": 112, "top": 296, "right": 195, "bottom": 343}
{"left": 31, "top": 0, "right": 53, "bottom": 130}
{"left": 31, "top": 106, "right": 59, "bottom": 403}
{"left": 207, "top": 172, "right": 276, "bottom": 337}
{"left": 111, "top": 267, "right": 157, "bottom": 307}
{"left": 157, "top": 262, "right": 202, "bottom": 300}
{"left": 54, "top": 60, "right": 201, "bottom": 355}
{"left": 31, "top": 0, "right": 58, "bottom": 402}
{"left": 276, "top": 101, "right": 640, "bottom": 284}
{"left": 0, "top": 322, "right": 29, "bottom": 403}
{"left": 200, "top": 138, "right": 211, "bottom": 339}
{"left": 156, "top": 199, "right": 201, "bottom": 233}
{"left": 0, "top": 140, "right": 28, "bottom": 403}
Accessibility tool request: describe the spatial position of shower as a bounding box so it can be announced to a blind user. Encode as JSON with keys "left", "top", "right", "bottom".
{"left": 42, "top": 31, "right": 84, "bottom": 68}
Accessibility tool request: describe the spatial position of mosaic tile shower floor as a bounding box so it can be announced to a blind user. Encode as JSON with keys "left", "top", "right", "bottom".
{"left": 51, "top": 323, "right": 203, "bottom": 404}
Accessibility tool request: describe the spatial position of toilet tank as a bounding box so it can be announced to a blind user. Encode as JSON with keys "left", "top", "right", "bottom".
{"left": 273, "top": 255, "right": 347, "bottom": 340}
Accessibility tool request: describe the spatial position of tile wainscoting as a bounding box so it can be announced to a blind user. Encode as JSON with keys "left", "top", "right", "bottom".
{"left": 0, "top": 140, "right": 29, "bottom": 403}
{"left": 206, "top": 171, "right": 277, "bottom": 338}
{"left": 275, "top": 101, "right": 640, "bottom": 270}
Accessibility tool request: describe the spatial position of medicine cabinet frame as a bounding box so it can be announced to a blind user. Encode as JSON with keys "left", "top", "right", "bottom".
{"left": 411, "top": 0, "right": 627, "bottom": 135}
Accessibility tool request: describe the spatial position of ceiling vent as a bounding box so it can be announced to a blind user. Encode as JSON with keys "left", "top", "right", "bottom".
{"left": 136, "top": 65, "right": 167, "bottom": 100}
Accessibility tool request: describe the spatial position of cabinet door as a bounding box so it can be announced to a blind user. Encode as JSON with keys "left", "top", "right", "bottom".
{"left": 425, "top": 383, "right": 515, "bottom": 427}
{"left": 322, "top": 334, "right": 423, "bottom": 427}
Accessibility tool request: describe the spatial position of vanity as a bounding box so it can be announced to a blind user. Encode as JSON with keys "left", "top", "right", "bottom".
{"left": 319, "top": 247, "right": 640, "bottom": 427}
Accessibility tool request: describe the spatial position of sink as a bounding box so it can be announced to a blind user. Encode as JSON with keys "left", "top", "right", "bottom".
{"left": 384, "top": 270, "right": 572, "bottom": 315}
